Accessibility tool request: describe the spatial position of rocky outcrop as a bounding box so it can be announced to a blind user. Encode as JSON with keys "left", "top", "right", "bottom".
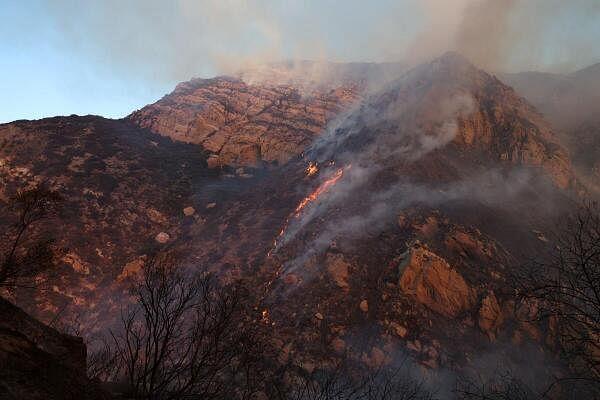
{"left": 325, "top": 253, "right": 350, "bottom": 289}
{"left": 501, "top": 64, "right": 600, "bottom": 185}
{"left": 128, "top": 77, "right": 360, "bottom": 167}
{"left": 478, "top": 291, "right": 503, "bottom": 337}
{"left": 370, "top": 52, "right": 574, "bottom": 189}
{"left": 399, "top": 244, "right": 476, "bottom": 318}
{"left": 0, "top": 297, "right": 106, "bottom": 399}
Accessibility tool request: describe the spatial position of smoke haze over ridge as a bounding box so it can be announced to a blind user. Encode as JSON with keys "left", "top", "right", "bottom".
{"left": 2, "top": 1, "right": 600, "bottom": 122}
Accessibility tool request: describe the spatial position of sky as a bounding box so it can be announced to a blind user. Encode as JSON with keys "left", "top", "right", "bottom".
{"left": 1, "top": 0, "right": 599, "bottom": 123}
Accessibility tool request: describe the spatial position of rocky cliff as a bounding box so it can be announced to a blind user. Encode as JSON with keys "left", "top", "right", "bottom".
{"left": 128, "top": 76, "right": 360, "bottom": 167}
{"left": 502, "top": 64, "right": 600, "bottom": 183}
{"left": 0, "top": 297, "right": 106, "bottom": 399}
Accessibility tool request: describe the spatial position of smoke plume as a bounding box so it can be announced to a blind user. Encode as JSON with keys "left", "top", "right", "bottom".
{"left": 41, "top": 0, "right": 600, "bottom": 87}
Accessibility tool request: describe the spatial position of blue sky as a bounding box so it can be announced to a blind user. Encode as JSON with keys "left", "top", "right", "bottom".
{"left": 1, "top": 1, "right": 599, "bottom": 123}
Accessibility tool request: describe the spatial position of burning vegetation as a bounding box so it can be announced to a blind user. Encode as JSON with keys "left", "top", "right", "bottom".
{"left": 294, "top": 165, "right": 349, "bottom": 218}
{"left": 269, "top": 164, "right": 351, "bottom": 256}
{"left": 305, "top": 161, "right": 319, "bottom": 176}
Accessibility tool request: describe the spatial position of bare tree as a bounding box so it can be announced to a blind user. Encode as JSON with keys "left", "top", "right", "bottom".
{"left": 0, "top": 184, "right": 63, "bottom": 288}
{"left": 514, "top": 203, "right": 600, "bottom": 396}
{"left": 271, "top": 358, "right": 434, "bottom": 400}
{"left": 103, "top": 254, "right": 262, "bottom": 400}
{"left": 454, "top": 371, "right": 538, "bottom": 400}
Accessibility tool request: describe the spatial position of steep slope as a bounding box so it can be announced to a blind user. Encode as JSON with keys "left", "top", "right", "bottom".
{"left": 0, "top": 116, "right": 211, "bottom": 324}
{"left": 157, "top": 53, "right": 577, "bottom": 372}
{"left": 0, "top": 53, "right": 581, "bottom": 378}
{"left": 125, "top": 61, "right": 406, "bottom": 168}
{"left": 502, "top": 64, "right": 600, "bottom": 182}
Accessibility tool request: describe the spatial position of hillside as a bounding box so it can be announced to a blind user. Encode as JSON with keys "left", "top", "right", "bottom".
{"left": 0, "top": 53, "right": 590, "bottom": 396}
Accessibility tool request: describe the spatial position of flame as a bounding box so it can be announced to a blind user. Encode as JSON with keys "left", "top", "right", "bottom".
{"left": 269, "top": 164, "right": 351, "bottom": 256}
{"left": 293, "top": 166, "right": 348, "bottom": 217}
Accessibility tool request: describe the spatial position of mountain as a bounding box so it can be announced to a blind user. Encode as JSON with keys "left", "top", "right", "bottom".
{"left": 502, "top": 63, "right": 600, "bottom": 182}
{"left": 127, "top": 61, "right": 406, "bottom": 168}
{"left": 0, "top": 53, "right": 587, "bottom": 393}
{"left": 501, "top": 63, "right": 600, "bottom": 130}
{"left": 196, "top": 52, "right": 577, "bottom": 371}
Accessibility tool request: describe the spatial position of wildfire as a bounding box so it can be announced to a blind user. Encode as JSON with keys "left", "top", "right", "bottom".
{"left": 293, "top": 165, "right": 348, "bottom": 217}
{"left": 269, "top": 164, "right": 351, "bottom": 256}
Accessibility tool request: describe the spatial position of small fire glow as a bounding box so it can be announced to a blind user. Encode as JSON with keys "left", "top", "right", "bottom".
{"left": 305, "top": 162, "right": 318, "bottom": 176}
{"left": 261, "top": 309, "right": 270, "bottom": 323}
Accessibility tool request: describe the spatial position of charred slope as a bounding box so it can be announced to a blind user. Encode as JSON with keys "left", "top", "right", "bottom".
{"left": 0, "top": 53, "right": 586, "bottom": 378}
{"left": 0, "top": 115, "right": 211, "bottom": 323}
{"left": 194, "top": 52, "right": 580, "bottom": 371}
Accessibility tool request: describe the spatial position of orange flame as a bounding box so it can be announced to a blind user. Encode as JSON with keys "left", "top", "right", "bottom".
{"left": 269, "top": 165, "right": 350, "bottom": 256}
{"left": 293, "top": 166, "right": 348, "bottom": 217}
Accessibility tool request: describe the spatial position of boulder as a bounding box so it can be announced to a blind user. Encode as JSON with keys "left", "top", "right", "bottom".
{"left": 478, "top": 291, "right": 503, "bottom": 335}
{"left": 325, "top": 253, "right": 350, "bottom": 289}
{"left": 117, "top": 256, "right": 146, "bottom": 282}
{"left": 155, "top": 232, "right": 170, "bottom": 243}
{"left": 331, "top": 337, "right": 346, "bottom": 354}
{"left": 359, "top": 299, "right": 369, "bottom": 313}
{"left": 207, "top": 155, "right": 221, "bottom": 169}
{"left": 399, "top": 245, "right": 476, "bottom": 318}
{"left": 183, "top": 206, "right": 195, "bottom": 216}
{"left": 390, "top": 322, "right": 408, "bottom": 338}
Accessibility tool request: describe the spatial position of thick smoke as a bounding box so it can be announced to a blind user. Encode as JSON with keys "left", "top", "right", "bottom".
{"left": 42, "top": 0, "right": 600, "bottom": 87}
{"left": 271, "top": 63, "right": 477, "bottom": 255}
{"left": 271, "top": 54, "right": 561, "bottom": 283}
{"left": 451, "top": 0, "right": 600, "bottom": 72}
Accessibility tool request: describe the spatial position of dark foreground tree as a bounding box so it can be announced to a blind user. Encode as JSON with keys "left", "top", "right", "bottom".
{"left": 101, "top": 254, "right": 263, "bottom": 400}
{"left": 0, "top": 184, "right": 63, "bottom": 288}
{"left": 271, "top": 361, "right": 435, "bottom": 400}
{"left": 519, "top": 204, "right": 599, "bottom": 383}
{"left": 468, "top": 203, "right": 600, "bottom": 399}
{"left": 91, "top": 253, "right": 438, "bottom": 400}
{"left": 454, "top": 370, "right": 539, "bottom": 400}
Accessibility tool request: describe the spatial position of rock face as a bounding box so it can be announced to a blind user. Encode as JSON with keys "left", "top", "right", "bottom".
{"left": 478, "top": 291, "right": 503, "bottom": 335}
{"left": 501, "top": 64, "right": 600, "bottom": 184}
{"left": 0, "top": 297, "right": 106, "bottom": 399}
{"left": 326, "top": 253, "right": 350, "bottom": 289}
{"left": 366, "top": 52, "right": 574, "bottom": 189}
{"left": 128, "top": 77, "right": 360, "bottom": 167}
{"left": 399, "top": 244, "right": 476, "bottom": 318}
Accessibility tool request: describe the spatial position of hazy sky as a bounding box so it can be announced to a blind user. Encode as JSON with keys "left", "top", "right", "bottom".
{"left": 1, "top": 0, "right": 599, "bottom": 123}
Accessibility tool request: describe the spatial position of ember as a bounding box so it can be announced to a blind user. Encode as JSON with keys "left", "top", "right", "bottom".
{"left": 305, "top": 162, "right": 318, "bottom": 176}
{"left": 261, "top": 309, "right": 270, "bottom": 323}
